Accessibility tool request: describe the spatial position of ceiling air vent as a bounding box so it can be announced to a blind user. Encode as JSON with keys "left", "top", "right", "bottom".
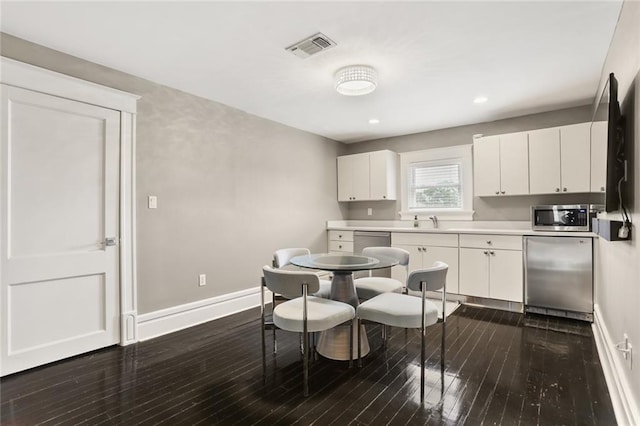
{"left": 286, "top": 33, "right": 336, "bottom": 59}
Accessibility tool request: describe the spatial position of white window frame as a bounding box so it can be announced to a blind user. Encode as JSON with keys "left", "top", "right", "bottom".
{"left": 399, "top": 145, "right": 474, "bottom": 221}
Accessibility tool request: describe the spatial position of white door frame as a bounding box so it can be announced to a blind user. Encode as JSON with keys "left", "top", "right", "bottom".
{"left": 0, "top": 56, "right": 140, "bottom": 347}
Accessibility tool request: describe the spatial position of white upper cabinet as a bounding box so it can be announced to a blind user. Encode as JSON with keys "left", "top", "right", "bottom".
{"left": 473, "top": 136, "right": 501, "bottom": 196}
{"left": 369, "top": 150, "right": 397, "bottom": 200}
{"left": 474, "top": 133, "right": 528, "bottom": 196}
{"left": 529, "top": 123, "right": 591, "bottom": 194}
{"left": 337, "top": 150, "right": 397, "bottom": 202}
{"left": 590, "top": 121, "right": 607, "bottom": 193}
{"left": 529, "top": 127, "right": 562, "bottom": 194}
{"left": 499, "top": 133, "right": 530, "bottom": 195}
{"left": 560, "top": 123, "right": 591, "bottom": 193}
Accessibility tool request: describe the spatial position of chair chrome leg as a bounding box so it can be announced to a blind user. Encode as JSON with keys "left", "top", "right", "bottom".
{"left": 349, "top": 320, "right": 353, "bottom": 368}
{"left": 260, "top": 280, "right": 267, "bottom": 384}
{"left": 421, "top": 282, "right": 426, "bottom": 401}
{"left": 421, "top": 326, "right": 426, "bottom": 401}
{"left": 357, "top": 318, "right": 362, "bottom": 368}
{"left": 303, "top": 329, "right": 309, "bottom": 397}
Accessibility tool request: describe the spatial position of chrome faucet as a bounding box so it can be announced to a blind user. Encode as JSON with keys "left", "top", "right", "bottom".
{"left": 429, "top": 215, "right": 439, "bottom": 229}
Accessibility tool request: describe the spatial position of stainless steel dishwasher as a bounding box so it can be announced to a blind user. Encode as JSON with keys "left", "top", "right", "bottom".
{"left": 524, "top": 236, "right": 593, "bottom": 321}
{"left": 354, "top": 231, "right": 391, "bottom": 278}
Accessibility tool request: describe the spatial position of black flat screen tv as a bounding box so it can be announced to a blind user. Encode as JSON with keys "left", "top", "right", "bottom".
{"left": 592, "top": 73, "right": 626, "bottom": 213}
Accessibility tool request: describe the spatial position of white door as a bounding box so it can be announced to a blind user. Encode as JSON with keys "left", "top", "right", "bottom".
{"left": 489, "top": 250, "right": 523, "bottom": 302}
{"left": 499, "top": 133, "right": 529, "bottom": 195}
{"left": 529, "top": 128, "right": 561, "bottom": 194}
{"left": 560, "top": 123, "right": 591, "bottom": 193}
{"left": 351, "top": 153, "right": 370, "bottom": 201}
{"left": 1, "top": 85, "right": 121, "bottom": 376}
{"left": 473, "top": 136, "right": 501, "bottom": 196}
{"left": 337, "top": 156, "right": 353, "bottom": 201}
{"left": 459, "top": 248, "right": 489, "bottom": 298}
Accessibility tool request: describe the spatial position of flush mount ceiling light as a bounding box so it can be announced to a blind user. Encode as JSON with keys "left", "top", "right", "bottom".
{"left": 334, "top": 65, "right": 377, "bottom": 96}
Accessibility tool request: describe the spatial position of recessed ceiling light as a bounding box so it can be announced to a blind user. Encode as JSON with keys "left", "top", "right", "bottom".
{"left": 473, "top": 96, "right": 488, "bottom": 104}
{"left": 369, "top": 118, "right": 380, "bottom": 124}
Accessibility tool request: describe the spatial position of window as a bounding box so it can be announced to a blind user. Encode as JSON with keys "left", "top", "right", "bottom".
{"left": 400, "top": 145, "right": 473, "bottom": 220}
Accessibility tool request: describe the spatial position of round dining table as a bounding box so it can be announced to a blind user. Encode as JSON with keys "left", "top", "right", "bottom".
{"left": 290, "top": 253, "right": 398, "bottom": 361}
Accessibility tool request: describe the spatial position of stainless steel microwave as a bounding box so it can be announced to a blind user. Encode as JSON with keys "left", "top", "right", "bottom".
{"left": 531, "top": 204, "right": 601, "bottom": 232}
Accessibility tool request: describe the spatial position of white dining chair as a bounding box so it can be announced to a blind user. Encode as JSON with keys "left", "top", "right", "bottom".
{"left": 262, "top": 265, "right": 355, "bottom": 397}
{"left": 262, "top": 248, "right": 332, "bottom": 355}
{"left": 273, "top": 248, "right": 331, "bottom": 298}
{"left": 353, "top": 247, "right": 409, "bottom": 300}
{"left": 356, "top": 261, "right": 448, "bottom": 400}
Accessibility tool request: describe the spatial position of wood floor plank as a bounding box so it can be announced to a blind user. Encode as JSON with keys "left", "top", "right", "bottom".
{"left": 0, "top": 305, "right": 616, "bottom": 426}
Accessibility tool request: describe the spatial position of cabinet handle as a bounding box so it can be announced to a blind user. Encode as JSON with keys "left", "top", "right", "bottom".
{"left": 555, "top": 188, "right": 560, "bottom": 192}
{"left": 486, "top": 240, "right": 492, "bottom": 245}
{"left": 338, "top": 235, "right": 343, "bottom": 238}
{"left": 422, "top": 247, "right": 427, "bottom": 252}
{"left": 483, "top": 250, "right": 488, "bottom": 255}
{"left": 495, "top": 191, "right": 500, "bottom": 195}
{"left": 563, "top": 188, "right": 567, "bottom": 192}
{"left": 501, "top": 191, "right": 505, "bottom": 195}
{"left": 383, "top": 195, "right": 386, "bottom": 199}
{"left": 418, "top": 247, "right": 422, "bottom": 252}
{"left": 601, "top": 186, "right": 605, "bottom": 192}
{"left": 490, "top": 251, "right": 495, "bottom": 255}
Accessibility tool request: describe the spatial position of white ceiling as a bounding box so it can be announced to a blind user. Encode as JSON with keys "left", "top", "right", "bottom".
{"left": 0, "top": 1, "right": 622, "bottom": 143}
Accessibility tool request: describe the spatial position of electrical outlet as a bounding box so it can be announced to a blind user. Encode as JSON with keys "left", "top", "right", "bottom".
{"left": 367, "top": 208, "right": 373, "bottom": 216}
{"left": 199, "top": 274, "right": 206, "bottom": 287}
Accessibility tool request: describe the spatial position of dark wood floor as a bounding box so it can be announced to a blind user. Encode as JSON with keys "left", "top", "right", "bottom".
{"left": 1, "top": 305, "right": 615, "bottom": 425}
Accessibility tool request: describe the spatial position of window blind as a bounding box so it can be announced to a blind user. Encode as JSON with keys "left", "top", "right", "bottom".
{"left": 408, "top": 162, "right": 462, "bottom": 209}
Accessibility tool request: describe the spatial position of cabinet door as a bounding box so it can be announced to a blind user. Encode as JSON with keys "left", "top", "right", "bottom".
{"left": 337, "top": 156, "right": 353, "bottom": 201}
{"left": 489, "top": 250, "right": 523, "bottom": 302}
{"left": 529, "top": 128, "right": 561, "bottom": 194}
{"left": 499, "top": 133, "right": 529, "bottom": 195}
{"left": 459, "top": 248, "right": 489, "bottom": 298}
{"left": 590, "top": 121, "right": 607, "bottom": 193}
{"left": 370, "top": 151, "right": 397, "bottom": 200}
{"left": 351, "top": 154, "right": 370, "bottom": 201}
{"left": 473, "top": 136, "right": 501, "bottom": 196}
{"left": 560, "top": 123, "right": 590, "bottom": 193}
{"left": 422, "top": 246, "right": 459, "bottom": 294}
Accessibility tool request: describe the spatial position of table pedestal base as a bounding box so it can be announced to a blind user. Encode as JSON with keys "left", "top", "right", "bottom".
{"left": 317, "top": 322, "right": 369, "bottom": 361}
{"left": 316, "top": 271, "right": 369, "bottom": 360}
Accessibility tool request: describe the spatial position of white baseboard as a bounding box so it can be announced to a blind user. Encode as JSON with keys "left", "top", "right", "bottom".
{"left": 137, "top": 286, "right": 270, "bottom": 341}
{"left": 592, "top": 304, "right": 640, "bottom": 426}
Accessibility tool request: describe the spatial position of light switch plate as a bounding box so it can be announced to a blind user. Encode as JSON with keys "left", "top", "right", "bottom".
{"left": 367, "top": 208, "right": 373, "bottom": 216}
{"left": 199, "top": 274, "right": 206, "bottom": 286}
{"left": 148, "top": 195, "right": 158, "bottom": 209}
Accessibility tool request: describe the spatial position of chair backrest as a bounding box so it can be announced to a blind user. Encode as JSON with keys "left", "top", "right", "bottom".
{"left": 407, "top": 261, "right": 448, "bottom": 293}
{"left": 263, "top": 265, "right": 320, "bottom": 296}
{"left": 362, "top": 246, "right": 410, "bottom": 267}
{"left": 273, "top": 248, "right": 311, "bottom": 268}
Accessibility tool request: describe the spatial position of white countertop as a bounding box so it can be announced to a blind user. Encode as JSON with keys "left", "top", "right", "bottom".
{"left": 326, "top": 220, "right": 597, "bottom": 238}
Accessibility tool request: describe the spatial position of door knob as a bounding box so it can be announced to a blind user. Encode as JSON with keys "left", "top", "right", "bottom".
{"left": 104, "top": 237, "right": 117, "bottom": 247}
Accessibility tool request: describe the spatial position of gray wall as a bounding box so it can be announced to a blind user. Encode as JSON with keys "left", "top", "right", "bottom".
{"left": 344, "top": 106, "right": 604, "bottom": 221}
{"left": 590, "top": 1, "right": 640, "bottom": 417}
{"left": 0, "top": 33, "right": 347, "bottom": 314}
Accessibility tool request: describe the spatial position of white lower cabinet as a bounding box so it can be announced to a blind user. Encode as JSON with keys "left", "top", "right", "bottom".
{"left": 458, "top": 234, "right": 523, "bottom": 302}
{"left": 327, "top": 230, "right": 354, "bottom": 254}
{"left": 391, "top": 233, "right": 459, "bottom": 294}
